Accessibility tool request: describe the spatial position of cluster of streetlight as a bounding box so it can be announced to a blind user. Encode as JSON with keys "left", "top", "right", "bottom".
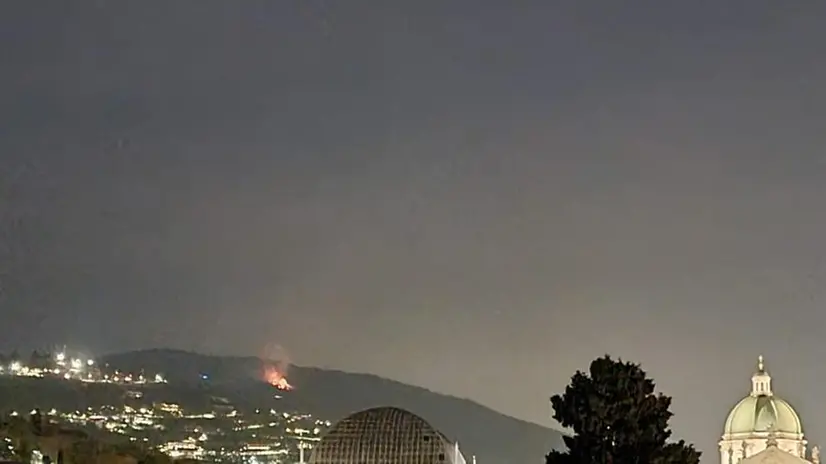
{"left": 1, "top": 351, "right": 166, "bottom": 384}
{"left": 0, "top": 351, "right": 93, "bottom": 376}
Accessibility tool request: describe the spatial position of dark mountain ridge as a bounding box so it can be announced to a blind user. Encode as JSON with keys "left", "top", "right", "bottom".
{"left": 100, "top": 349, "right": 565, "bottom": 464}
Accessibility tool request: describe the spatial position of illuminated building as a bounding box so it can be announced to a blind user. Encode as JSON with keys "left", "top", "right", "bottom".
{"left": 738, "top": 438, "right": 814, "bottom": 464}
{"left": 309, "top": 407, "right": 467, "bottom": 464}
{"left": 721, "top": 357, "right": 818, "bottom": 464}
{"left": 160, "top": 437, "right": 205, "bottom": 460}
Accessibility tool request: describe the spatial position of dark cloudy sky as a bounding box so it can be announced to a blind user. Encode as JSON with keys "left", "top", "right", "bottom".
{"left": 3, "top": 0, "right": 826, "bottom": 456}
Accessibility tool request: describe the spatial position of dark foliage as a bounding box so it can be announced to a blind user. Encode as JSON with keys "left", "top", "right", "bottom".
{"left": 546, "top": 355, "right": 700, "bottom": 464}
{"left": 28, "top": 350, "right": 53, "bottom": 371}
{"left": 29, "top": 409, "right": 42, "bottom": 435}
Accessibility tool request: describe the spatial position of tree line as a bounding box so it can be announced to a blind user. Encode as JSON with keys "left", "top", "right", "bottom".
{"left": 0, "top": 349, "right": 60, "bottom": 369}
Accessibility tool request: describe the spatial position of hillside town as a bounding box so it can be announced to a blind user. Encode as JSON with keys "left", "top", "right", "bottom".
{"left": 0, "top": 349, "right": 329, "bottom": 463}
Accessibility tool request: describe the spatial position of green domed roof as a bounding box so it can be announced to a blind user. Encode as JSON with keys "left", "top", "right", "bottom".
{"left": 724, "top": 395, "right": 802, "bottom": 435}
{"left": 723, "top": 356, "right": 803, "bottom": 437}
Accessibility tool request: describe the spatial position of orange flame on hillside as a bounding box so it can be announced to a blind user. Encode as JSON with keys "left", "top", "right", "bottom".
{"left": 264, "top": 365, "right": 293, "bottom": 391}
{"left": 260, "top": 343, "right": 293, "bottom": 391}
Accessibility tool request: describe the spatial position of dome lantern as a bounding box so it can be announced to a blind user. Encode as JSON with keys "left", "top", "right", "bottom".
{"left": 751, "top": 355, "right": 772, "bottom": 397}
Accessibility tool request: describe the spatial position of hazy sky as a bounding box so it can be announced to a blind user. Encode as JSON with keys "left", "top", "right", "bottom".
{"left": 3, "top": 1, "right": 826, "bottom": 456}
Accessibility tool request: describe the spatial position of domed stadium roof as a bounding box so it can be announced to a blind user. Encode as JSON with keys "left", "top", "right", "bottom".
{"left": 723, "top": 357, "right": 803, "bottom": 438}
{"left": 309, "top": 406, "right": 467, "bottom": 464}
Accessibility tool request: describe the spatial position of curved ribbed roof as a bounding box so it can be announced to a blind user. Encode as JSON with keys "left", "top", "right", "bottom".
{"left": 309, "top": 406, "right": 465, "bottom": 464}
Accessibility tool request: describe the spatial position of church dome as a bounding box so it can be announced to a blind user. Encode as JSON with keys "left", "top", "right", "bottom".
{"left": 725, "top": 396, "right": 802, "bottom": 436}
{"left": 723, "top": 356, "right": 803, "bottom": 438}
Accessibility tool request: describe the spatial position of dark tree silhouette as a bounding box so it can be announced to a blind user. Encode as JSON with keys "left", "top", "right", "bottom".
{"left": 30, "top": 408, "right": 43, "bottom": 435}
{"left": 29, "top": 349, "right": 53, "bottom": 370}
{"left": 546, "top": 355, "right": 700, "bottom": 464}
{"left": 70, "top": 437, "right": 101, "bottom": 464}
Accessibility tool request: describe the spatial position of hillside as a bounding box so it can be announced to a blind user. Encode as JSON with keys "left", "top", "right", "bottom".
{"left": 100, "top": 349, "right": 565, "bottom": 464}
{"left": 0, "top": 349, "right": 564, "bottom": 463}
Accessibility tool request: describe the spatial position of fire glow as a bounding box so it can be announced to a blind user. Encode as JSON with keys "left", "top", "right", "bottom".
{"left": 264, "top": 366, "right": 293, "bottom": 391}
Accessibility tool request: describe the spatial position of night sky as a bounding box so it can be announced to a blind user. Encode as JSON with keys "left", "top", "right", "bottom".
{"left": 3, "top": 1, "right": 826, "bottom": 456}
